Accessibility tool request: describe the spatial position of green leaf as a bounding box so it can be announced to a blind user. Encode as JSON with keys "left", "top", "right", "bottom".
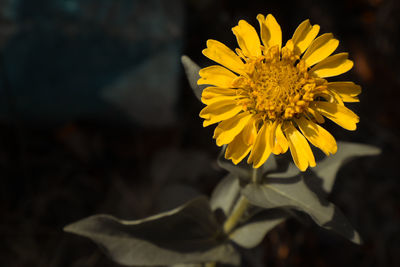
{"left": 181, "top": 55, "right": 206, "bottom": 101}
{"left": 312, "top": 141, "right": 381, "bottom": 193}
{"left": 229, "top": 209, "right": 287, "bottom": 249}
{"left": 241, "top": 167, "right": 362, "bottom": 244}
{"left": 210, "top": 173, "right": 240, "bottom": 217}
{"left": 64, "top": 197, "right": 240, "bottom": 266}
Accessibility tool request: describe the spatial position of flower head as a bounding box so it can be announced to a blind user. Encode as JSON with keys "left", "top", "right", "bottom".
{"left": 198, "top": 14, "right": 360, "bottom": 171}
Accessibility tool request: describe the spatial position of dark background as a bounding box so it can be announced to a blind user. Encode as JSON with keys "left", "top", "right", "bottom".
{"left": 0, "top": 0, "right": 399, "bottom": 266}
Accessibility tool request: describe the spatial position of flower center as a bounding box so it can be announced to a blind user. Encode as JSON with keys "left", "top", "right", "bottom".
{"left": 234, "top": 46, "right": 326, "bottom": 121}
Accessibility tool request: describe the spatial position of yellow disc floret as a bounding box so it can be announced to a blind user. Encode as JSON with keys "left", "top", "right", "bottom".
{"left": 233, "top": 44, "right": 326, "bottom": 122}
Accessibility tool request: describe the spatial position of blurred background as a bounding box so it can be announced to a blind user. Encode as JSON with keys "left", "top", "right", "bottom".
{"left": 0, "top": 0, "right": 399, "bottom": 266}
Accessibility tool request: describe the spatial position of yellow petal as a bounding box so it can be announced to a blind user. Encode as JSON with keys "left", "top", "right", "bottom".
{"left": 201, "top": 95, "right": 238, "bottom": 105}
{"left": 302, "top": 33, "right": 339, "bottom": 67}
{"left": 275, "top": 122, "right": 288, "bottom": 153}
{"left": 310, "top": 101, "right": 359, "bottom": 130}
{"left": 310, "top": 53, "right": 353, "bottom": 78}
{"left": 256, "top": 14, "right": 282, "bottom": 50}
{"left": 272, "top": 142, "right": 283, "bottom": 155}
{"left": 232, "top": 20, "right": 261, "bottom": 57}
{"left": 202, "top": 87, "right": 237, "bottom": 96}
{"left": 225, "top": 132, "right": 252, "bottom": 165}
{"left": 338, "top": 96, "right": 359, "bottom": 102}
{"left": 247, "top": 123, "right": 268, "bottom": 167}
{"left": 257, "top": 14, "right": 269, "bottom": 48}
{"left": 282, "top": 39, "right": 295, "bottom": 55}
{"left": 291, "top": 19, "right": 320, "bottom": 55}
{"left": 241, "top": 115, "right": 258, "bottom": 145}
{"left": 235, "top": 48, "right": 246, "bottom": 59}
{"left": 202, "top": 40, "right": 246, "bottom": 75}
{"left": 315, "top": 89, "right": 344, "bottom": 106}
{"left": 200, "top": 99, "right": 242, "bottom": 127}
{"left": 335, "top": 89, "right": 348, "bottom": 104}
{"left": 329, "top": 89, "right": 345, "bottom": 105}
{"left": 201, "top": 87, "right": 237, "bottom": 105}
{"left": 307, "top": 107, "right": 325, "bottom": 124}
{"left": 283, "top": 121, "right": 316, "bottom": 171}
{"left": 198, "top": 65, "right": 238, "bottom": 87}
{"left": 327, "top": 81, "right": 361, "bottom": 102}
{"left": 295, "top": 116, "right": 337, "bottom": 156}
{"left": 248, "top": 121, "right": 276, "bottom": 168}
{"left": 214, "top": 112, "right": 253, "bottom": 146}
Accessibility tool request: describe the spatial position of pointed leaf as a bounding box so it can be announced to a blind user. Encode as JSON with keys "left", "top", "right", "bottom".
{"left": 181, "top": 55, "right": 206, "bottom": 101}
{"left": 312, "top": 141, "right": 381, "bottom": 193}
{"left": 241, "top": 168, "right": 361, "bottom": 244}
{"left": 230, "top": 209, "right": 287, "bottom": 248}
{"left": 210, "top": 173, "right": 240, "bottom": 216}
{"left": 64, "top": 197, "right": 239, "bottom": 266}
{"left": 262, "top": 153, "right": 278, "bottom": 174}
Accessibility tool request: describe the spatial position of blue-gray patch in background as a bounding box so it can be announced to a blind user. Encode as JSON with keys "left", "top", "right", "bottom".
{"left": 0, "top": 0, "right": 182, "bottom": 126}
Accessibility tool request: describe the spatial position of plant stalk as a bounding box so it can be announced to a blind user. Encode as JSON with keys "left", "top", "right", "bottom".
{"left": 222, "top": 195, "right": 249, "bottom": 234}
{"left": 251, "top": 167, "right": 260, "bottom": 183}
{"left": 222, "top": 167, "right": 260, "bottom": 234}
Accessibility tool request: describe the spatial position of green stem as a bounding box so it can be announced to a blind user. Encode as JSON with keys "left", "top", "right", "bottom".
{"left": 223, "top": 195, "right": 249, "bottom": 234}
{"left": 252, "top": 167, "right": 260, "bottom": 183}
{"left": 223, "top": 167, "right": 260, "bottom": 235}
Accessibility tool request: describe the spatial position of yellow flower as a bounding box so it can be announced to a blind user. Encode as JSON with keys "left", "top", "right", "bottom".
{"left": 198, "top": 14, "right": 360, "bottom": 171}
